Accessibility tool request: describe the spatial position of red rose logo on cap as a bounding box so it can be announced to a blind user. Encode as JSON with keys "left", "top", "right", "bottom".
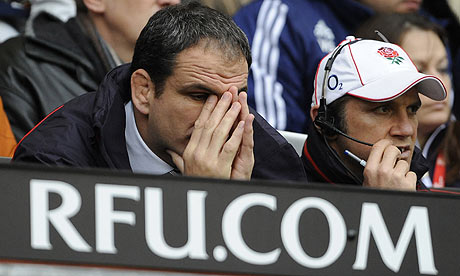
{"left": 377, "top": 47, "right": 404, "bottom": 65}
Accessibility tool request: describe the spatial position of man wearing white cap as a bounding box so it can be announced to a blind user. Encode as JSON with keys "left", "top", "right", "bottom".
{"left": 302, "top": 37, "right": 447, "bottom": 191}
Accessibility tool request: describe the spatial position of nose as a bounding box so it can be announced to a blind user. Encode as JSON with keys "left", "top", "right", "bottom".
{"left": 390, "top": 112, "right": 416, "bottom": 138}
{"left": 158, "top": 0, "right": 181, "bottom": 7}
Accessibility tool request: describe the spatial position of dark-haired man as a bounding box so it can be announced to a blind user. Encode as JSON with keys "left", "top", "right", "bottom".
{"left": 302, "top": 37, "right": 446, "bottom": 190}
{"left": 13, "top": 2, "right": 306, "bottom": 181}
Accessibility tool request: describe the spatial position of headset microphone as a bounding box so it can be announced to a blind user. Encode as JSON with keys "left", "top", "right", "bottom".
{"left": 314, "top": 38, "right": 374, "bottom": 147}
{"left": 314, "top": 115, "right": 374, "bottom": 147}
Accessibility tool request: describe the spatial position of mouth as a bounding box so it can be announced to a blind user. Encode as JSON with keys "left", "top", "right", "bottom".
{"left": 396, "top": 145, "right": 411, "bottom": 160}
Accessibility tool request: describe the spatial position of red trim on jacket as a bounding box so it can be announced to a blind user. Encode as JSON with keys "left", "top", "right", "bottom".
{"left": 303, "top": 139, "right": 334, "bottom": 184}
{"left": 14, "top": 105, "right": 64, "bottom": 156}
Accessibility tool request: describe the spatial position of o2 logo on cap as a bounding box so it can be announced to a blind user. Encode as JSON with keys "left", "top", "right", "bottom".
{"left": 328, "top": 74, "right": 343, "bottom": 90}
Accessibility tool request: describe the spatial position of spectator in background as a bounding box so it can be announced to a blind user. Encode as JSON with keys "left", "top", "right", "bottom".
{"left": 200, "top": 0, "right": 252, "bottom": 16}
{"left": 0, "top": 97, "right": 16, "bottom": 157}
{"left": 356, "top": 13, "right": 460, "bottom": 187}
{"left": 0, "top": 0, "right": 179, "bottom": 141}
{"left": 422, "top": 0, "right": 460, "bottom": 119}
{"left": 28, "top": 0, "right": 76, "bottom": 23}
{"left": 301, "top": 37, "right": 446, "bottom": 191}
{"left": 233, "top": 0, "right": 423, "bottom": 133}
{"left": 13, "top": 2, "right": 306, "bottom": 181}
{"left": 0, "top": 0, "right": 28, "bottom": 43}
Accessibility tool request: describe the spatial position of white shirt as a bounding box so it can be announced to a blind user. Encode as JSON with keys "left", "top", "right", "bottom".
{"left": 125, "top": 101, "right": 173, "bottom": 175}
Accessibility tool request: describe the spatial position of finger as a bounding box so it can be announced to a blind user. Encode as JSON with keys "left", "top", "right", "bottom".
{"left": 238, "top": 91, "right": 250, "bottom": 121}
{"left": 229, "top": 86, "right": 239, "bottom": 104}
{"left": 209, "top": 101, "right": 241, "bottom": 152}
{"left": 239, "top": 114, "right": 255, "bottom": 160}
{"left": 394, "top": 159, "right": 410, "bottom": 176}
{"left": 403, "top": 171, "right": 417, "bottom": 191}
{"left": 188, "top": 95, "right": 218, "bottom": 153}
{"left": 220, "top": 120, "right": 245, "bottom": 163}
{"left": 390, "top": 159, "right": 411, "bottom": 188}
{"left": 166, "top": 150, "right": 184, "bottom": 174}
{"left": 380, "top": 145, "right": 402, "bottom": 169}
{"left": 366, "top": 139, "right": 393, "bottom": 171}
{"left": 228, "top": 86, "right": 241, "bottom": 131}
{"left": 232, "top": 114, "right": 255, "bottom": 178}
{"left": 197, "top": 92, "right": 233, "bottom": 150}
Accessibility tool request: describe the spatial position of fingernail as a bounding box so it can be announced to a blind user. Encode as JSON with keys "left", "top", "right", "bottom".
{"left": 238, "top": 121, "right": 245, "bottom": 129}
{"left": 223, "top": 92, "right": 231, "bottom": 100}
{"left": 232, "top": 102, "right": 241, "bottom": 110}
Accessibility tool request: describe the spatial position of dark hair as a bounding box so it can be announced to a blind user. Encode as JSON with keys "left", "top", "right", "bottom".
{"left": 444, "top": 121, "right": 460, "bottom": 185}
{"left": 130, "top": 1, "right": 252, "bottom": 96}
{"left": 355, "top": 13, "right": 448, "bottom": 47}
{"left": 75, "top": 0, "right": 87, "bottom": 14}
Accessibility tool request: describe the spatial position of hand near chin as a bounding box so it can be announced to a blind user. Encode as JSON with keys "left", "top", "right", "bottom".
{"left": 168, "top": 89, "right": 254, "bottom": 180}
{"left": 363, "top": 139, "right": 417, "bottom": 191}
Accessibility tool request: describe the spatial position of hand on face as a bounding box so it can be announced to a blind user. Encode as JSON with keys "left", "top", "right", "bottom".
{"left": 362, "top": 139, "right": 417, "bottom": 191}
{"left": 228, "top": 87, "right": 255, "bottom": 180}
{"left": 168, "top": 87, "right": 254, "bottom": 180}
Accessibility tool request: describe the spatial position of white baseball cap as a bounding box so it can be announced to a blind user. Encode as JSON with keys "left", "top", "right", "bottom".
{"left": 312, "top": 37, "right": 447, "bottom": 106}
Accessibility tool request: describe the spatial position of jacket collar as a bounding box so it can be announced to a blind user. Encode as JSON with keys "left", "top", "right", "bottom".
{"left": 303, "top": 127, "right": 359, "bottom": 185}
{"left": 93, "top": 64, "right": 132, "bottom": 170}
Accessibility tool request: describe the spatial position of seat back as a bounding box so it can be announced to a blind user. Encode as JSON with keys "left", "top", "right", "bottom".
{"left": 278, "top": 130, "right": 307, "bottom": 157}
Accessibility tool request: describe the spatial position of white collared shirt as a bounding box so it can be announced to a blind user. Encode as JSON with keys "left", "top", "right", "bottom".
{"left": 125, "top": 101, "right": 173, "bottom": 175}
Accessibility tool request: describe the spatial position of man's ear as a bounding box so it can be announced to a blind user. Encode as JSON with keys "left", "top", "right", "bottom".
{"left": 82, "top": 0, "right": 105, "bottom": 13}
{"left": 131, "top": 69, "right": 154, "bottom": 115}
{"left": 311, "top": 104, "right": 338, "bottom": 139}
{"left": 310, "top": 105, "right": 320, "bottom": 130}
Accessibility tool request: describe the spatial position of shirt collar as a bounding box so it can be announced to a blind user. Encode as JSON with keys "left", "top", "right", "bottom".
{"left": 125, "top": 101, "right": 173, "bottom": 175}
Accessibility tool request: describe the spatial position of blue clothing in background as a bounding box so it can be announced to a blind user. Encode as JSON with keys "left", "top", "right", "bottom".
{"left": 234, "top": 0, "right": 372, "bottom": 133}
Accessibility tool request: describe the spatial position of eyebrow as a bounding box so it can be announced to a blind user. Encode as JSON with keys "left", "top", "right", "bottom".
{"left": 179, "top": 84, "right": 248, "bottom": 95}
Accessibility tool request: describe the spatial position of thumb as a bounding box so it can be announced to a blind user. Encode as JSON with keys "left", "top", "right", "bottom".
{"left": 166, "top": 150, "right": 184, "bottom": 173}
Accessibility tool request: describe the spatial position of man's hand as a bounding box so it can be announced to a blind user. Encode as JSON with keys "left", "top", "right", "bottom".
{"left": 363, "top": 139, "right": 417, "bottom": 191}
{"left": 168, "top": 89, "right": 254, "bottom": 180}
{"left": 228, "top": 87, "right": 254, "bottom": 180}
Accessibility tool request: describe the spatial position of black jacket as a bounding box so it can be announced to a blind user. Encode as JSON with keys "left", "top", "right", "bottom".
{"left": 302, "top": 126, "right": 429, "bottom": 190}
{"left": 13, "top": 64, "right": 307, "bottom": 181}
{"left": 0, "top": 13, "right": 113, "bottom": 140}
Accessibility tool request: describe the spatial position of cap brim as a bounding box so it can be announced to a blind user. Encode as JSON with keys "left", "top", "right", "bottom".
{"left": 346, "top": 70, "right": 447, "bottom": 102}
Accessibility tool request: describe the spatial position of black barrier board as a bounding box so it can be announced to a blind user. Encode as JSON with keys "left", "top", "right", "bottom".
{"left": 0, "top": 163, "right": 459, "bottom": 275}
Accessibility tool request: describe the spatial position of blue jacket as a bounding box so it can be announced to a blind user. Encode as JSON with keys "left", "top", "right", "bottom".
{"left": 13, "top": 64, "right": 307, "bottom": 181}
{"left": 234, "top": 0, "right": 372, "bottom": 132}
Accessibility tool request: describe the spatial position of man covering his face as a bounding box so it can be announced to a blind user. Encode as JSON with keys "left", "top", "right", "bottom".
{"left": 13, "top": 2, "right": 306, "bottom": 181}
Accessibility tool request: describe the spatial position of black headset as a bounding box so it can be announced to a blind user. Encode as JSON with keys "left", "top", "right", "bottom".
{"left": 313, "top": 38, "right": 374, "bottom": 147}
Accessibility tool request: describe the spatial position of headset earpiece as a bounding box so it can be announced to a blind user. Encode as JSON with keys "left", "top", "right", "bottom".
{"left": 314, "top": 38, "right": 373, "bottom": 146}
{"left": 314, "top": 114, "right": 337, "bottom": 137}
{"left": 314, "top": 98, "right": 337, "bottom": 137}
